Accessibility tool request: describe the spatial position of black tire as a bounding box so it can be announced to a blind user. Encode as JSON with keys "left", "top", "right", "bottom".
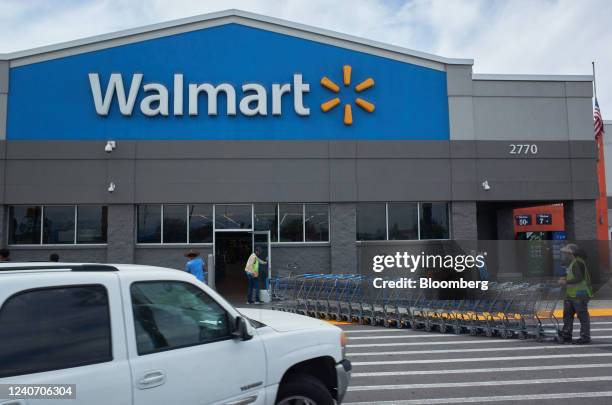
{"left": 276, "top": 374, "right": 334, "bottom": 405}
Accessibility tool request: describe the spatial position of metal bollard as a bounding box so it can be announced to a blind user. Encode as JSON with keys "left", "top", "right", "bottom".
{"left": 208, "top": 253, "right": 215, "bottom": 290}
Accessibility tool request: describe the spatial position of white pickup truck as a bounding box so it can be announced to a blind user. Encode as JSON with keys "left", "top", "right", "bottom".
{"left": 0, "top": 263, "right": 351, "bottom": 405}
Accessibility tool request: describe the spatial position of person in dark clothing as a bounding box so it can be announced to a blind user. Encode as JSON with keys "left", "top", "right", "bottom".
{"left": 559, "top": 243, "right": 592, "bottom": 344}
{"left": 0, "top": 248, "right": 10, "bottom": 262}
{"left": 49, "top": 253, "right": 60, "bottom": 262}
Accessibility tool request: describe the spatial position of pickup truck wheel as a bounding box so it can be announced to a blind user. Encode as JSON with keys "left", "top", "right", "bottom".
{"left": 276, "top": 374, "right": 334, "bottom": 405}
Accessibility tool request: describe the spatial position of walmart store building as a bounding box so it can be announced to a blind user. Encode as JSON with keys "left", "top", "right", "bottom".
{"left": 0, "top": 10, "right": 600, "bottom": 283}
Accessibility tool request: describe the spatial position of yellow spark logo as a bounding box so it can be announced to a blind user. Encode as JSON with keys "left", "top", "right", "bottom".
{"left": 320, "top": 65, "right": 375, "bottom": 126}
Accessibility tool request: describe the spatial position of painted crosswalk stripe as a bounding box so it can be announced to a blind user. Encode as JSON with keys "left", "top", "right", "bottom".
{"left": 345, "top": 329, "right": 406, "bottom": 333}
{"left": 352, "top": 352, "right": 612, "bottom": 366}
{"left": 349, "top": 334, "right": 462, "bottom": 340}
{"left": 348, "top": 375, "right": 612, "bottom": 391}
{"left": 351, "top": 362, "right": 612, "bottom": 377}
{"left": 348, "top": 328, "right": 612, "bottom": 340}
{"left": 344, "top": 391, "right": 612, "bottom": 405}
{"left": 344, "top": 321, "right": 612, "bottom": 333}
{"left": 349, "top": 339, "right": 507, "bottom": 348}
{"left": 348, "top": 342, "right": 612, "bottom": 356}
{"left": 348, "top": 335, "right": 612, "bottom": 347}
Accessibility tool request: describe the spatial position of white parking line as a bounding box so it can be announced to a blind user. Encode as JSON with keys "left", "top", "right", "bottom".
{"left": 581, "top": 321, "right": 612, "bottom": 325}
{"left": 351, "top": 363, "right": 612, "bottom": 377}
{"left": 349, "top": 334, "right": 462, "bottom": 340}
{"left": 348, "top": 343, "right": 612, "bottom": 356}
{"left": 345, "top": 329, "right": 406, "bottom": 333}
{"left": 348, "top": 375, "right": 612, "bottom": 391}
{"left": 352, "top": 352, "right": 612, "bottom": 366}
{"left": 348, "top": 335, "right": 612, "bottom": 347}
{"left": 344, "top": 391, "right": 612, "bottom": 405}
{"left": 349, "top": 339, "right": 506, "bottom": 348}
{"left": 344, "top": 321, "right": 612, "bottom": 333}
{"left": 348, "top": 328, "right": 612, "bottom": 340}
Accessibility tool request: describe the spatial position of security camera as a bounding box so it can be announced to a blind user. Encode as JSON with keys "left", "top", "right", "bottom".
{"left": 108, "top": 182, "right": 116, "bottom": 193}
{"left": 104, "top": 140, "right": 116, "bottom": 153}
{"left": 481, "top": 180, "right": 491, "bottom": 191}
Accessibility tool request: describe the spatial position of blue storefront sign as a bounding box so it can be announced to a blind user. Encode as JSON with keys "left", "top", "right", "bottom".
{"left": 7, "top": 24, "right": 450, "bottom": 141}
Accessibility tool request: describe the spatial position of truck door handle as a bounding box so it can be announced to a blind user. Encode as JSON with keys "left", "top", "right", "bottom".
{"left": 137, "top": 370, "right": 166, "bottom": 389}
{"left": 226, "top": 395, "right": 258, "bottom": 405}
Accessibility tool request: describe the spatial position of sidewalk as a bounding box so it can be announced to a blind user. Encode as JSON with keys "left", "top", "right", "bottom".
{"left": 553, "top": 299, "right": 612, "bottom": 317}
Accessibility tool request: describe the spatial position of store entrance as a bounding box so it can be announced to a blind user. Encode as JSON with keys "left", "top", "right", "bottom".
{"left": 215, "top": 231, "right": 252, "bottom": 301}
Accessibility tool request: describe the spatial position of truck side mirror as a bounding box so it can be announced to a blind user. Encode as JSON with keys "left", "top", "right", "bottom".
{"left": 232, "top": 316, "right": 253, "bottom": 341}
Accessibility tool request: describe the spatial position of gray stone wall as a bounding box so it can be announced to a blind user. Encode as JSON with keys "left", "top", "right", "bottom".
{"left": 134, "top": 246, "right": 213, "bottom": 270}
{"left": 0, "top": 205, "right": 6, "bottom": 247}
{"left": 270, "top": 245, "right": 331, "bottom": 275}
{"left": 495, "top": 207, "right": 519, "bottom": 277}
{"left": 565, "top": 199, "right": 597, "bottom": 240}
{"left": 330, "top": 203, "right": 357, "bottom": 273}
{"left": 451, "top": 201, "right": 477, "bottom": 240}
{"left": 0, "top": 60, "right": 7, "bottom": 140}
{"left": 106, "top": 204, "right": 135, "bottom": 263}
{"left": 9, "top": 247, "right": 107, "bottom": 263}
{"left": 133, "top": 244, "right": 330, "bottom": 275}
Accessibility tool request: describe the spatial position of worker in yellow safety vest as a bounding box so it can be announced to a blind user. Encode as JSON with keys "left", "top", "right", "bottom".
{"left": 245, "top": 247, "right": 267, "bottom": 305}
{"left": 558, "top": 243, "right": 593, "bottom": 344}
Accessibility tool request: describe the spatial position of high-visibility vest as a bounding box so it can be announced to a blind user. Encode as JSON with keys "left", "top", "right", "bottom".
{"left": 566, "top": 257, "right": 593, "bottom": 298}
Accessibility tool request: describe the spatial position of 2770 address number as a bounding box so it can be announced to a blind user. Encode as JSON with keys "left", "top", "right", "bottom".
{"left": 509, "top": 143, "right": 538, "bottom": 155}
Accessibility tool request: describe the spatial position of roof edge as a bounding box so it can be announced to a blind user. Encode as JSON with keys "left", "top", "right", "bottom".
{"left": 473, "top": 73, "right": 593, "bottom": 82}
{"left": 0, "top": 9, "right": 473, "bottom": 66}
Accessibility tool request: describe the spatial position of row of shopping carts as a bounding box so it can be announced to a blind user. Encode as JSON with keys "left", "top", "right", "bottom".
{"left": 269, "top": 273, "right": 563, "bottom": 341}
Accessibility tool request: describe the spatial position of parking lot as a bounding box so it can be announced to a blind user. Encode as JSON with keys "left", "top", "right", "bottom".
{"left": 340, "top": 317, "right": 612, "bottom": 404}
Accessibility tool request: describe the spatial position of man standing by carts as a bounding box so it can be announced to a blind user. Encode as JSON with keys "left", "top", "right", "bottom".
{"left": 559, "top": 243, "right": 593, "bottom": 344}
{"left": 245, "top": 247, "right": 267, "bottom": 304}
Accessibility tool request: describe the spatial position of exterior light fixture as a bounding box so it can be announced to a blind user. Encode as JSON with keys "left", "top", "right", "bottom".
{"left": 105, "top": 140, "right": 117, "bottom": 153}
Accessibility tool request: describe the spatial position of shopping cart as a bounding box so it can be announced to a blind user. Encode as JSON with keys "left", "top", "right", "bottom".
{"left": 269, "top": 274, "right": 565, "bottom": 344}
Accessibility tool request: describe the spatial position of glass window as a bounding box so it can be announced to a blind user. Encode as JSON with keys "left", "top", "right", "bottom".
{"left": 420, "top": 202, "right": 450, "bottom": 239}
{"left": 254, "top": 204, "right": 278, "bottom": 242}
{"left": 130, "top": 281, "right": 231, "bottom": 355}
{"left": 215, "top": 205, "right": 252, "bottom": 230}
{"left": 43, "top": 206, "right": 75, "bottom": 244}
{"left": 357, "top": 203, "right": 386, "bottom": 241}
{"left": 0, "top": 285, "right": 112, "bottom": 378}
{"left": 77, "top": 206, "right": 108, "bottom": 244}
{"left": 189, "top": 205, "right": 213, "bottom": 243}
{"left": 137, "top": 205, "right": 162, "bottom": 243}
{"left": 8, "top": 206, "right": 41, "bottom": 245}
{"left": 305, "top": 204, "right": 329, "bottom": 242}
{"left": 388, "top": 203, "right": 418, "bottom": 240}
{"left": 163, "top": 205, "right": 187, "bottom": 243}
{"left": 279, "top": 204, "right": 304, "bottom": 242}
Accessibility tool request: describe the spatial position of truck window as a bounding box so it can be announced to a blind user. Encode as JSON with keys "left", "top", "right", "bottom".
{"left": 130, "top": 281, "right": 231, "bottom": 355}
{"left": 0, "top": 285, "right": 112, "bottom": 378}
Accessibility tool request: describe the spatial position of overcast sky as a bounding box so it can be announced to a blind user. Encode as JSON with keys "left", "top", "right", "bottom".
{"left": 2, "top": 0, "right": 611, "bottom": 117}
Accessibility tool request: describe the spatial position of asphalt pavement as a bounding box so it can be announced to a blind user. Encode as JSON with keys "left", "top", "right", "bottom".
{"left": 340, "top": 317, "right": 612, "bottom": 405}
